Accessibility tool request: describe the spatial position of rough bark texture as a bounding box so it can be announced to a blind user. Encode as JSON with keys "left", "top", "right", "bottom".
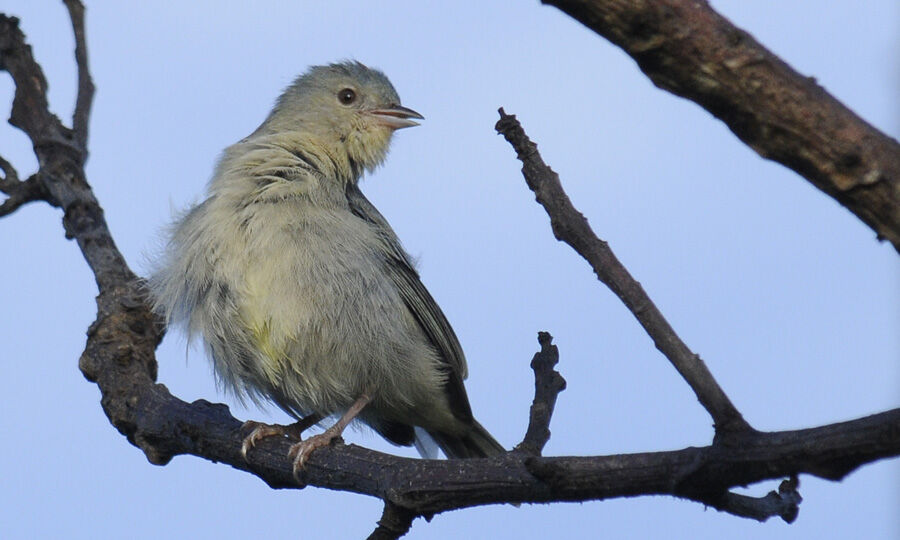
{"left": 2, "top": 3, "right": 898, "bottom": 539}
{"left": 544, "top": 0, "right": 900, "bottom": 251}
{"left": 497, "top": 108, "right": 752, "bottom": 438}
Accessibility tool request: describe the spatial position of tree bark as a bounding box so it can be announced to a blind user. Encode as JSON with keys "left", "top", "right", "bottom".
{"left": 544, "top": 0, "right": 900, "bottom": 251}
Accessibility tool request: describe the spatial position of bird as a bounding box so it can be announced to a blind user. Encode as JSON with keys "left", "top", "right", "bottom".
{"left": 148, "top": 61, "right": 505, "bottom": 472}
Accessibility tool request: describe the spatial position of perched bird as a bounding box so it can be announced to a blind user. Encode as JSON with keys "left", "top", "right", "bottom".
{"left": 148, "top": 61, "right": 505, "bottom": 470}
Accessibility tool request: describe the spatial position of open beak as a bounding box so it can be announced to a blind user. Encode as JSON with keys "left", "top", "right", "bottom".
{"left": 367, "top": 104, "right": 424, "bottom": 130}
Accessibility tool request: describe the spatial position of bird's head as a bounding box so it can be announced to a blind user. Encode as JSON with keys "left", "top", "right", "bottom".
{"left": 262, "top": 61, "right": 422, "bottom": 178}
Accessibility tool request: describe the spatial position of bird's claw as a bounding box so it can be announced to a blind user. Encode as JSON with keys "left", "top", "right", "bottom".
{"left": 240, "top": 421, "right": 290, "bottom": 460}
{"left": 288, "top": 432, "right": 341, "bottom": 479}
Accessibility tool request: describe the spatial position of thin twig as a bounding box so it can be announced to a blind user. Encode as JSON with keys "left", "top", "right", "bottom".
{"left": 0, "top": 154, "right": 20, "bottom": 187}
{"left": 63, "top": 0, "right": 94, "bottom": 152}
{"left": 0, "top": 173, "right": 48, "bottom": 216}
{"left": 495, "top": 108, "right": 752, "bottom": 438}
{"left": 0, "top": 154, "right": 49, "bottom": 215}
{"left": 515, "top": 332, "right": 567, "bottom": 456}
{"left": 706, "top": 477, "right": 802, "bottom": 523}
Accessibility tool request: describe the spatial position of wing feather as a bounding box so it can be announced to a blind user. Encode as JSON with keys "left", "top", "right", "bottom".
{"left": 344, "top": 184, "right": 469, "bottom": 383}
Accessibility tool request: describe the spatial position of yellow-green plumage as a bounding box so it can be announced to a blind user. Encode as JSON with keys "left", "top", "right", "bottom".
{"left": 149, "top": 61, "right": 504, "bottom": 461}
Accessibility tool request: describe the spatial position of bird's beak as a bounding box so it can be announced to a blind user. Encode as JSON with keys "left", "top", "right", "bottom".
{"left": 367, "top": 105, "right": 424, "bottom": 130}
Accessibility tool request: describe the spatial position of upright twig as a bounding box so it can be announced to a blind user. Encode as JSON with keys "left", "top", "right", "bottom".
{"left": 63, "top": 0, "right": 94, "bottom": 152}
{"left": 515, "top": 332, "right": 567, "bottom": 456}
{"left": 496, "top": 108, "right": 752, "bottom": 438}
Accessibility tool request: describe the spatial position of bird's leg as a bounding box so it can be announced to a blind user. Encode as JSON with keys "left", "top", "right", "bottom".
{"left": 240, "top": 412, "right": 324, "bottom": 459}
{"left": 288, "top": 393, "right": 372, "bottom": 473}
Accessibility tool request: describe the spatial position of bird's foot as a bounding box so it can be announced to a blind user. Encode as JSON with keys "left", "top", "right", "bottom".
{"left": 287, "top": 430, "right": 343, "bottom": 477}
{"left": 240, "top": 421, "right": 292, "bottom": 459}
{"left": 286, "top": 394, "right": 371, "bottom": 477}
{"left": 240, "top": 414, "right": 323, "bottom": 460}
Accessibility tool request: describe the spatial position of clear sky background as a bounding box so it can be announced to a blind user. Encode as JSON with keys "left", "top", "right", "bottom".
{"left": 1, "top": 2, "right": 897, "bottom": 539}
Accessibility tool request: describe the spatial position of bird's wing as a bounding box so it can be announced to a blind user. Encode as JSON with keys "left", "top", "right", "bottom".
{"left": 344, "top": 183, "right": 469, "bottom": 383}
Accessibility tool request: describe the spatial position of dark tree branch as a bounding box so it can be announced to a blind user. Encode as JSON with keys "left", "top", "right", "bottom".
{"left": 367, "top": 502, "right": 417, "bottom": 540}
{"left": 0, "top": 155, "right": 47, "bottom": 215}
{"left": 54, "top": 369, "right": 900, "bottom": 517}
{"left": 542, "top": 0, "right": 900, "bottom": 252}
{"left": 63, "top": 0, "right": 94, "bottom": 153}
{"left": 709, "top": 477, "right": 802, "bottom": 524}
{"left": 0, "top": 16, "right": 74, "bottom": 166}
{"left": 0, "top": 13, "right": 131, "bottom": 288}
{"left": 515, "top": 332, "right": 567, "bottom": 456}
{"left": 0, "top": 154, "right": 18, "bottom": 185}
{"left": 0, "top": 171, "right": 47, "bottom": 216}
{"left": 3, "top": 4, "right": 900, "bottom": 536}
{"left": 496, "top": 108, "right": 751, "bottom": 438}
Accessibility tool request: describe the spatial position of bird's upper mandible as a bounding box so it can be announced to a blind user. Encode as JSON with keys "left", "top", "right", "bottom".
{"left": 257, "top": 61, "right": 423, "bottom": 177}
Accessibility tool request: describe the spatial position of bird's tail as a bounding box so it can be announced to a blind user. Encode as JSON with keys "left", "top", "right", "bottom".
{"left": 427, "top": 420, "right": 506, "bottom": 459}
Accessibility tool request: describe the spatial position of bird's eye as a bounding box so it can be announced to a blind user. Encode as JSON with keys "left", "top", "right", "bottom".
{"left": 338, "top": 88, "right": 357, "bottom": 105}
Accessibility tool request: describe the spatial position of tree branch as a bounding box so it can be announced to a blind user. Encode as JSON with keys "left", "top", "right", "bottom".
{"left": 542, "top": 0, "right": 900, "bottom": 252}
{"left": 709, "top": 477, "right": 802, "bottom": 524}
{"left": 496, "top": 108, "right": 751, "bottom": 437}
{"left": 0, "top": 171, "right": 47, "bottom": 216}
{"left": 0, "top": 16, "right": 73, "bottom": 163}
{"left": 56, "top": 363, "right": 900, "bottom": 517}
{"left": 3, "top": 4, "right": 899, "bottom": 535}
{"left": 63, "top": 0, "right": 94, "bottom": 152}
{"left": 515, "top": 332, "right": 567, "bottom": 456}
{"left": 0, "top": 12, "right": 131, "bottom": 288}
{"left": 367, "top": 502, "right": 417, "bottom": 540}
{"left": 0, "top": 155, "right": 47, "bottom": 215}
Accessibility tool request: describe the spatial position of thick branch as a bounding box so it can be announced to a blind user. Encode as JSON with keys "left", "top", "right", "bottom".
{"left": 543, "top": 0, "right": 900, "bottom": 251}
{"left": 62, "top": 358, "right": 900, "bottom": 516}
{"left": 496, "top": 108, "right": 750, "bottom": 437}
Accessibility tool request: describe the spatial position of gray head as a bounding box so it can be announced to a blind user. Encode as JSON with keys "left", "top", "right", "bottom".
{"left": 261, "top": 61, "right": 423, "bottom": 174}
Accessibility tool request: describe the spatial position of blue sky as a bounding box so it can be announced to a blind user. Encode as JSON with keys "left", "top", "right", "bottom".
{"left": 1, "top": 2, "right": 897, "bottom": 539}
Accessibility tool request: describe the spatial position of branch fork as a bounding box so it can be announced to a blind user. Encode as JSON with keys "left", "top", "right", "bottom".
{"left": 2, "top": 3, "right": 899, "bottom": 539}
